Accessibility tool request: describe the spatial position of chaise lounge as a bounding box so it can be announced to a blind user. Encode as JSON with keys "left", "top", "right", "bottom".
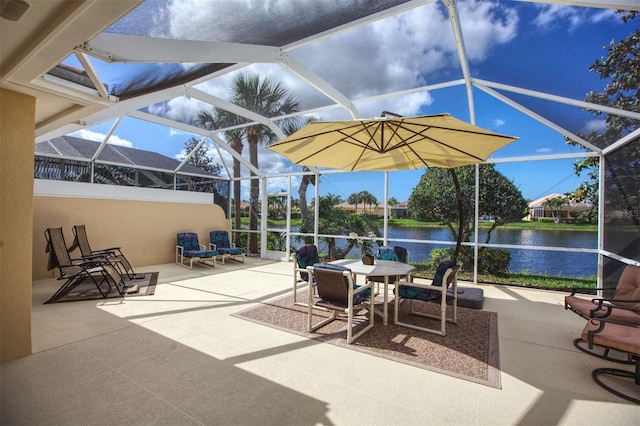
{"left": 71, "top": 224, "right": 143, "bottom": 279}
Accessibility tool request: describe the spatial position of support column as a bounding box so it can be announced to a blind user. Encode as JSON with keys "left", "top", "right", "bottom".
{"left": 1, "top": 88, "right": 35, "bottom": 361}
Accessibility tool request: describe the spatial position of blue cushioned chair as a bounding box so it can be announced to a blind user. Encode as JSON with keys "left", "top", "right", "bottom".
{"left": 393, "top": 260, "right": 461, "bottom": 336}
{"left": 292, "top": 244, "right": 320, "bottom": 307}
{"left": 176, "top": 232, "right": 218, "bottom": 269}
{"left": 307, "top": 263, "right": 374, "bottom": 344}
{"left": 209, "top": 230, "right": 246, "bottom": 264}
{"left": 369, "top": 246, "right": 410, "bottom": 292}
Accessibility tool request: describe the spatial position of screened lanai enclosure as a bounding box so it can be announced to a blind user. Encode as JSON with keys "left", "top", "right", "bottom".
{"left": 24, "top": 0, "right": 640, "bottom": 288}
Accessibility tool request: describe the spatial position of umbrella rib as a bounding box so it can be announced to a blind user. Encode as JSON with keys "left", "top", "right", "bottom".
{"left": 410, "top": 122, "right": 515, "bottom": 139}
{"left": 382, "top": 119, "right": 402, "bottom": 152}
{"left": 293, "top": 124, "right": 380, "bottom": 165}
{"left": 385, "top": 122, "right": 491, "bottom": 164}
{"left": 347, "top": 121, "right": 383, "bottom": 171}
{"left": 273, "top": 123, "right": 366, "bottom": 146}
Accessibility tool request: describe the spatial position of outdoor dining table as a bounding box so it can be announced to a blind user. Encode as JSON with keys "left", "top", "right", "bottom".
{"left": 329, "top": 258, "right": 415, "bottom": 326}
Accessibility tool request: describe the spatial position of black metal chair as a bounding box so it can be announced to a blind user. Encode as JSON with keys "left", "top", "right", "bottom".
{"left": 71, "top": 224, "right": 143, "bottom": 279}
{"left": 44, "top": 227, "right": 112, "bottom": 302}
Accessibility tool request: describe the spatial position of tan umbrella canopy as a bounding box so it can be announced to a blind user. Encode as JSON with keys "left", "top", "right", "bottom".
{"left": 269, "top": 112, "right": 518, "bottom": 260}
{"left": 269, "top": 113, "right": 518, "bottom": 172}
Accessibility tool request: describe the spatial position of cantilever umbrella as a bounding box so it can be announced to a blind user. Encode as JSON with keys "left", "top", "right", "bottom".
{"left": 269, "top": 113, "right": 518, "bottom": 259}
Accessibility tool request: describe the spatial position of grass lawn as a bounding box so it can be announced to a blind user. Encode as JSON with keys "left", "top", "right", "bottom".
{"left": 411, "top": 263, "right": 596, "bottom": 290}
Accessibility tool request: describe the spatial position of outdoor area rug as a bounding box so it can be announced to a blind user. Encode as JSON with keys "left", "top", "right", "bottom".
{"left": 234, "top": 291, "right": 501, "bottom": 389}
{"left": 44, "top": 272, "right": 158, "bottom": 304}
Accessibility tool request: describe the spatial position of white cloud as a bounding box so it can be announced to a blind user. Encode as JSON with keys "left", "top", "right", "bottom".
{"left": 536, "top": 147, "right": 553, "bottom": 153}
{"left": 457, "top": 0, "right": 518, "bottom": 61}
{"left": 533, "top": 4, "right": 617, "bottom": 31}
{"left": 160, "top": 0, "right": 519, "bottom": 118}
{"left": 534, "top": 5, "right": 578, "bottom": 29}
{"left": 168, "top": 128, "right": 192, "bottom": 137}
{"left": 352, "top": 91, "right": 435, "bottom": 119}
{"left": 70, "top": 129, "right": 134, "bottom": 148}
{"left": 147, "top": 96, "right": 211, "bottom": 126}
{"left": 125, "top": 0, "right": 529, "bottom": 168}
{"left": 584, "top": 119, "right": 607, "bottom": 133}
{"left": 493, "top": 118, "right": 506, "bottom": 127}
{"left": 590, "top": 9, "right": 617, "bottom": 23}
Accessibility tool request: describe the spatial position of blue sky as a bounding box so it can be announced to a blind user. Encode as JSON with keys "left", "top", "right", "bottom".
{"left": 67, "top": 1, "right": 632, "bottom": 204}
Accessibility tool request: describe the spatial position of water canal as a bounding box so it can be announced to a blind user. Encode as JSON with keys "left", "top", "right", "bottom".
{"left": 384, "top": 226, "right": 597, "bottom": 278}
{"left": 281, "top": 225, "right": 598, "bottom": 278}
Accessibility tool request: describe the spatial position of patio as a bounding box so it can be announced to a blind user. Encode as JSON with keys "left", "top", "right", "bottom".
{"left": 2, "top": 258, "right": 637, "bottom": 425}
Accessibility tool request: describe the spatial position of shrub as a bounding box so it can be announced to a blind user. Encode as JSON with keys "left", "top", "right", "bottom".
{"left": 427, "top": 247, "right": 454, "bottom": 269}
{"left": 538, "top": 217, "right": 556, "bottom": 223}
{"left": 428, "top": 246, "right": 510, "bottom": 276}
{"left": 477, "top": 248, "right": 510, "bottom": 276}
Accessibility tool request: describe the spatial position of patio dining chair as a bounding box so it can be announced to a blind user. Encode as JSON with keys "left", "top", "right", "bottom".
{"left": 71, "top": 224, "right": 143, "bottom": 279}
{"left": 369, "top": 245, "right": 410, "bottom": 291}
{"left": 306, "top": 263, "right": 374, "bottom": 344}
{"left": 565, "top": 264, "right": 640, "bottom": 363}
{"left": 209, "top": 230, "right": 247, "bottom": 264}
{"left": 292, "top": 244, "right": 320, "bottom": 307}
{"left": 393, "top": 260, "right": 461, "bottom": 336}
{"left": 176, "top": 232, "right": 218, "bottom": 269}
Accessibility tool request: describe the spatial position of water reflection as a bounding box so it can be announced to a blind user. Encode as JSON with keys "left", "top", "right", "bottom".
{"left": 388, "top": 226, "right": 597, "bottom": 278}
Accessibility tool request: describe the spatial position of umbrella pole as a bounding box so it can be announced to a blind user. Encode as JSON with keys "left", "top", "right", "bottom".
{"left": 449, "top": 169, "right": 463, "bottom": 263}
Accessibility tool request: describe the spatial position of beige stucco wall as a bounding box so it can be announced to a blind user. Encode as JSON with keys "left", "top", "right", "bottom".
{"left": 1, "top": 88, "right": 35, "bottom": 361}
{"left": 33, "top": 196, "right": 228, "bottom": 280}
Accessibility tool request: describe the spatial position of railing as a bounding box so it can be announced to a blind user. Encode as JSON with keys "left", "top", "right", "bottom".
{"left": 34, "top": 155, "right": 230, "bottom": 215}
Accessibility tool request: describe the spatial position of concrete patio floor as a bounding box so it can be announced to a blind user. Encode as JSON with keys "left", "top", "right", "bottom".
{"left": 2, "top": 258, "right": 638, "bottom": 425}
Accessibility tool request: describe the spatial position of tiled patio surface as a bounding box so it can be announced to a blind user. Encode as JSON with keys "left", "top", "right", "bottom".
{"left": 2, "top": 258, "right": 638, "bottom": 425}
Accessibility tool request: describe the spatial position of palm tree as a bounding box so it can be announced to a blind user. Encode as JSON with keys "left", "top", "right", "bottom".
{"left": 196, "top": 109, "right": 246, "bottom": 247}
{"left": 229, "top": 72, "right": 300, "bottom": 253}
{"left": 281, "top": 116, "right": 320, "bottom": 237}
{"left": 543, "top": 196, "right": 568, "bottom": 224}
{"left": 347, "top": 192, "right": 363, "bottom": 214}
{"left": 359, "top": 190, "right": 376, "bottom": 213}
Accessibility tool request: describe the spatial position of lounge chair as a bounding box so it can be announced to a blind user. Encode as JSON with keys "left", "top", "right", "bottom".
{"left": 307, "top": 263, "right": 374, "bottom": 344}
{"left": 292, "top": 244, "right": 319, "bottom": 307}
{"left": 581, "top": 316, "right": 640, "bottom": 403}
{"left": 71, "top": 224, "right": 143, "bottom": 279}
{"left": 100, "top": 262, "right": 139, "bottom": 295}
{"left": 44, "top": 227, "right": 112, "bottom": 302}
{"left": 176, "top": 232, "right": 218, "bottom": 269}
{"left": 209, "top": 230, "right": 247, "bottom": 264}
{"left": 393, "top": 260, "right": 461, "bottom": 336}
{"left": 565, "top": 264, "right": 640, "bottom": 363}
